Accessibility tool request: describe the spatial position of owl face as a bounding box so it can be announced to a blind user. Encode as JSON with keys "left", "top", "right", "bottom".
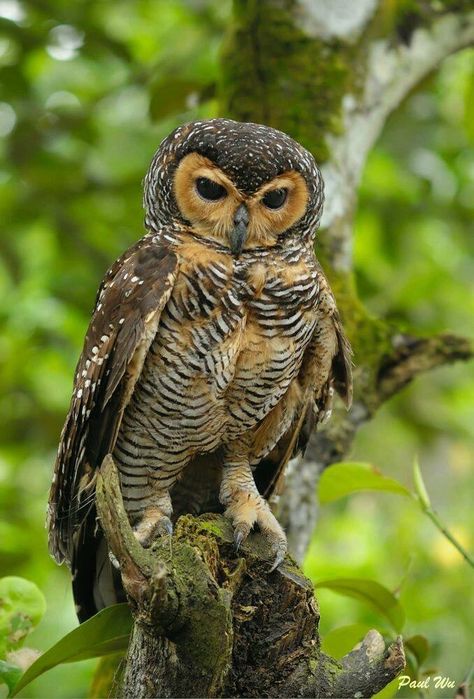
{"left": 143, "top": 119, "right": 324, "bottom": 255}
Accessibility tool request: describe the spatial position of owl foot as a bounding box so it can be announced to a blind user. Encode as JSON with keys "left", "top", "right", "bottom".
{"left": 133, "top": 507, "right": 173, "bottom": 548}
{"left": 224, "top": 491, "right": 287, "bottom": 571}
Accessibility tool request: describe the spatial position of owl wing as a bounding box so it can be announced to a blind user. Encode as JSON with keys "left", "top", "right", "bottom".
{"left": 255, "top": 273, "right": 353, "bottom": 499}
{"left": 48, "top": 236, "right": 178, "bottom": 566}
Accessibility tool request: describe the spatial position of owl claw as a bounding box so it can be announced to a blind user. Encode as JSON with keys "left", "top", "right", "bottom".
{"left": 224, "top": 490, "right": 287, "bottom": 570}
{"left": 268, "top": 546, "right": 286, "bottom": 573}
{"left": 133, "top": 512, "right": 173, "bottom": 548}
{"left": 234, "top": 523, "right": 250, "bottom": 551}
{"left": 158, "top": 517, "right": 173, "bottom": 537}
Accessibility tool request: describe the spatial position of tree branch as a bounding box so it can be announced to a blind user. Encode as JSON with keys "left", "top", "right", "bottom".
{"left": 377, "top": 333, "right": 473, "bottom": 403}
{"left": 281, "top": 330, "right": 473, "bottom": 560}
{"left": 315, "top": 4, "right": 474, "bottom": 272}
{"left": 96, "top": 455, "right": 405, "bottom": 697}
{"left": 326, "top": 631, "right": 405, "bottom": 698}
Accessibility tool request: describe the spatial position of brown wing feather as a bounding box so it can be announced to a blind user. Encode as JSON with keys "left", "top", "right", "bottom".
{"left": 331, "top": 311, "right": 353, "bottom": 409}
{"left": 257, "top": 276, "right": 353, "bottom": 500}
{"left": 48, "top": 236, "right": 178, "bottom": 565}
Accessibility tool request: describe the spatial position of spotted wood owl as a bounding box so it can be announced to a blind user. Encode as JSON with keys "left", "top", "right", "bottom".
{"left": 48, "top": 118, "right": 352, "bottom": 621}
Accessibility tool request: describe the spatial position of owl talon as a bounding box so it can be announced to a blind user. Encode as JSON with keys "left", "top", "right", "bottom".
{"left": 133, "top": 513, "right": 173, "bottom": 548}
{"left": 234, "top": 523, "right": 250, "bottom": 551}
{"left": 268, "top": 545, "right": 286, "bottom": 573}
{"left": 224, "top": 489, "right": 287, "bottom": 568}
{"left": 158, "top": 517, "right": 173, "bottom": 537}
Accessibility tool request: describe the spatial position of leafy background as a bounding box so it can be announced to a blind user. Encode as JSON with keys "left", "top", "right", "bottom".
{"left": 0, "top": 0, "right": 472, "bottom": 697}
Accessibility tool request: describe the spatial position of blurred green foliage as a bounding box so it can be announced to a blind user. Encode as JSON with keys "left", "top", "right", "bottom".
{"left": 0, "top": 576, "right": 45, "bottom": 694}
{"left": 0, "top": 1, "right": 472, "bottom": 697}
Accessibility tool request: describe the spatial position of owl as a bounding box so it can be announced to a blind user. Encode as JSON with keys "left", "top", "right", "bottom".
{"left": 47, "top": 119, "right": 352, "bottom": 621}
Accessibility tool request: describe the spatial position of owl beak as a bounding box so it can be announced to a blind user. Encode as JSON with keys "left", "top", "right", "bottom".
{"left": 229, "top": 204, "right": 249, "bottom": 257}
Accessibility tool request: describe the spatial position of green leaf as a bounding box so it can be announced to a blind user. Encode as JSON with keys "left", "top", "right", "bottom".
{"left": 412, "top": 458, "right": 431, "bottom": 510}
{"left": 89, "top": 653, "right": 125, "bottom": 699}
{"left": 315, "top": 578, "right": 405, "bottom": 632}
{"left": 318, "top": 462, "right": 410, "bottom": 503}
{"left": 321, "top": 623, "right": 372, "bottom": 659}
{"left": 11, "top": 604, "right": 132, "bottom": 696}
{"left": 405, "top": 634, "right": 429, "bottom": 669}
{"left": 0, "top": 577, "right": 46, "bottom": 655}
{"left": 0, "top": 660, "right": 22, "bottom": 693}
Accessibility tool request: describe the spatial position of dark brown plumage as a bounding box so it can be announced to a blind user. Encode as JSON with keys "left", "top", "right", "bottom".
{"left": 47, "top": 119, "right": 352, "bottom": 621}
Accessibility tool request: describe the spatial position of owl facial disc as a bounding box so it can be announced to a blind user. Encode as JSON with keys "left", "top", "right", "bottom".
{"left": 144, "top": 118, "right": 325, "bottom": 253}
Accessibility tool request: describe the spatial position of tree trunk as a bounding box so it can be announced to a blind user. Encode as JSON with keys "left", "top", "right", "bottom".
{"left": 219, "top": 0, "right": 474, "bottom": 559}
{"left": 96, "top": 2, "right": 474, "bottom": 696}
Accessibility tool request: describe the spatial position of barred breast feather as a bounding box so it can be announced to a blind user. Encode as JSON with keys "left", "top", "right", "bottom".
{"left": 111, "top": 233, "right": 351, "bottom": 517}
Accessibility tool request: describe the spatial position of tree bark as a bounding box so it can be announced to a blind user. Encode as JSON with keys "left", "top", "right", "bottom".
{"left": 95, "top": 2, "right": 474, "bottom": 696}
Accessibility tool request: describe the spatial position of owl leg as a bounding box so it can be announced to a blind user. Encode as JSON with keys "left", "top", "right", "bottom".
{"left": 220, "top": 449, "right": 287, "bottom": 571}
{"left": 117, "top": 463, "right": 175, "bottom": 548}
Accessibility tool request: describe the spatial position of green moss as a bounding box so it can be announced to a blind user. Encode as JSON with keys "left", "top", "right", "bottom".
{"left": 219, "top": 0, "right": 361, "bottom": 163}
{"left": 196, "top": 521, "right": 224, "bottom": 540}
{"left": 164, "top": 529, "right": 233, "bottom": 694}
{"left": 174, "top": 513, "right": 234, "bottom": 546}
{"left": 220, "top": 0, "right": 471, "bottom": 162}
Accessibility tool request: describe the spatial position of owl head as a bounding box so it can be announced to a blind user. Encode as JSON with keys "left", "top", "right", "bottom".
{"left": 143, "top": 118, "right": 324, "bottom": 256}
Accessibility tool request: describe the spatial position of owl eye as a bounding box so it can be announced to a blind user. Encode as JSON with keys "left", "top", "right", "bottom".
{"left": 195, "top": 177, "right": 227, "bottom": 201}
{"left": 262, "top": 188, "right": 288, "bottom": 210}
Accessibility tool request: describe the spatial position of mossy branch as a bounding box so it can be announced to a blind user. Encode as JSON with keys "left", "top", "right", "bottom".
{"left": 376, "top": 333, "right": 473, "bottom": 403}
{"left": 95, "top": 455, "right": 405, "bottom": 698}
{"left": 282, "top": 326, "right": 473, "bottom": 559}
{"left": 326, "top": 631, "right": 405, "bottom": 699}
